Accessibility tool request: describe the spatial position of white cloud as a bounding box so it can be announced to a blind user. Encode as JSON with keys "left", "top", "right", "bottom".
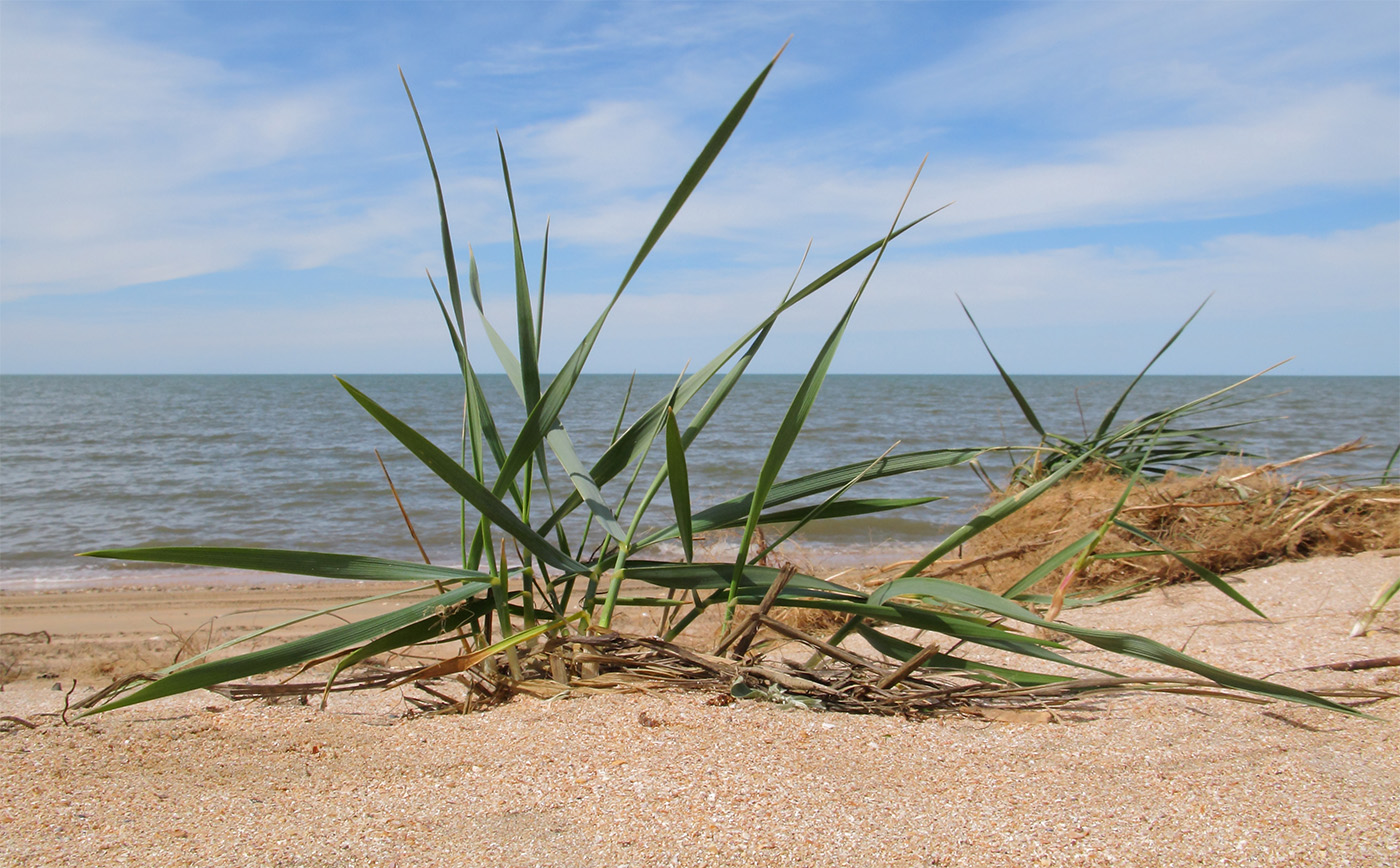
{"left": 4, "top": 221, "right": 1393, "bottom": 375}
{"left": 509, "top": 101, "right": 693, "bottom": 193}
{"left": 449, "top": 221, "right": 1400, "bottom": 367}
{"left": 889, "top": 1, "right": 1399, "bottom": 123}
{"left": 814, "top": 85, "right": 1395, "bottom": 239}
{"left": 878, "top": 87, "right": 1395, "bottom": 242}
{"left": 497, "top": 80, "right": 1395, "bottom": 254}
{"left": 861, "top": 221, "right": 1400, "bottom": 330}
{"left": 0, "top": 8, "right": 352, "bottom": 176}
{"left": 0, "top": 6, "right": 440, "bottom": 302}
{"left": 0, "top": 1, "right": 1392, "bottom": 379}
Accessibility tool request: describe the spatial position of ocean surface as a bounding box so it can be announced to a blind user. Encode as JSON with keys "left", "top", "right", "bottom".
{"left": 2, "top": 374, "right": 1396, "bottom": 590}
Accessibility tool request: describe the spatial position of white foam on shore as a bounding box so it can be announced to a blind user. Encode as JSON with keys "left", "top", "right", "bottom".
{"left": 0, "top": 565, "right": 341, "bottom": 592}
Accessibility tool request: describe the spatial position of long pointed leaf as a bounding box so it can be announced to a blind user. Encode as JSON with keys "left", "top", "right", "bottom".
{"left": 635, "top": 496, "right": 941, "bottom": 549}
{"left": 751, "top": 444, "right": 901, "bottom": 562}
{"left": 467, "top": 247, "right": 528, "bottom": 400}
{"left": 536, "top": 216, "right": 943, "bottom": 535}
{"left": 867, "top": 577, "right": 1359, "bottom": 715}
{"left": 537, "top": 218, "right": 549, "bottom": 349}
{"left": 497, "top": 133, "right": 542, "bottom": 412}
{"left": 171, "top": 583, "right": 441, "bottom": 673}
{"left": 1093, "top": 297, "right": 1210, "bottom": 440}
{"left": 854, "top": 623, "right": 1071, "bottom": 686}
{"left": 337, "top": 378, "right": 586, "bottom": 574}
{"left": 400, "top": 70, "right": 465, "bottom": 344}
{"left": 81, "top": 546, "right": 487, "bottom": 583}
{"left": 1000, "top": 532, "right": 1098, "bottom": 599}
{"left": 491, "top": 45, "right": 788, "bottom": 501}
{"left": 664, "top": 407, "right": 694, "bottom": 562}
{"left": 900, "top": 448, "right": 1096, "bottom": 577}
{"left": 80, "top": 580, "right": 491, "bottom": 716}
{"left": 727, "top": 157, "right": 928, "bottom": 621}
{"left": 1113, "top": 518, "right": 1266, "bottom": 618}
{"left": 549, "top": 422, "right": 628, "bottom": 542}
{"left": 331, "top": 595, "right": 496, "bottom": 677}
{"left": 634, "top": 448, "right": 988, "bottom": 548}
{"left": 959, "top": 296, "right": 1043, "bottom": 437}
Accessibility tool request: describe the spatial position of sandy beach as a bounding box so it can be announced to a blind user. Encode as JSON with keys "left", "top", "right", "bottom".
{"left": 2, "top": 553, "right": 1397, "bottom": 867}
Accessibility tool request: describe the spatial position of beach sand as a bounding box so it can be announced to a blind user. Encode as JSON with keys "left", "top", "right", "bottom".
{"left": 2, "top": 553, "right": 1397, "bottom": 867}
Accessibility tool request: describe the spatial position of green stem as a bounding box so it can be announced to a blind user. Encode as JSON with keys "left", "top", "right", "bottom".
{"left": 519, "top": 560, "right": 537, "bottom": 630}
{"left": 580, "top": 561, "right": 608, "bottom": 622}
{"left": 663, "top": 589, "right": 725, "bottom": 642}
{"left": 595, "top": 543, "right": 631, "bottom": 630}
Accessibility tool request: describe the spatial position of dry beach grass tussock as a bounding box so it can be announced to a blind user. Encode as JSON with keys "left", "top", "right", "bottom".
{"left": 854, "top": 459, "right": 1400, "bottom": 598}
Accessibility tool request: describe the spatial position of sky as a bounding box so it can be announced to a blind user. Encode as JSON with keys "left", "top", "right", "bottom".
{"left": 1, "top": 1, "right": 1396, "bottom": 376}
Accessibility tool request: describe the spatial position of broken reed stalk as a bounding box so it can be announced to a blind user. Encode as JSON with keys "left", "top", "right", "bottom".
{"left": 756, "top": 615, "right": 883, "bottom": 672}
{"left": 1295, "top": 656, "right": 1400, "bottom": 673}
{"left": 716, "top": 564, "right": 796, "bottom": 658}
{"left": 1350, "top": 573, "right": 1400, "bottom": 638}
{"left": 1228, "top": 438, "right": 1367, "bottom": 483}
{"left": 876, "top": 639, "right": 944, "bottom": 690}
{"left": 375, "top": 449, "right": 432, "bottom": 565}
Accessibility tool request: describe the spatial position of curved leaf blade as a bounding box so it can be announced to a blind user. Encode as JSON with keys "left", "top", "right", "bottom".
{"left": 337, "top": 378, "right": 587, "bottom": 575}
{"left": 81, "top": 546, "right": 487, "bottom": 583}
{"left": 869, "top": 577, "right": 1360, "bottom": 715}
{"left": 80, "top": 581, "right": 491, "bottom": 716}
{"left": 664, "top": 407, "right": 694, "bottom": 561}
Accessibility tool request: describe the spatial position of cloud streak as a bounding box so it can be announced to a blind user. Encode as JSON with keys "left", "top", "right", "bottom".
{"left": 0, "top": 1, "right": 1393, "bottom": 375}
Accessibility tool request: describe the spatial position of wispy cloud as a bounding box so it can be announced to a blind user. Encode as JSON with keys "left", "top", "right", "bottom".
{"left": 3, "top": 221, "right": 1394, "bottom": 375}
{"left": 867, "top": 221, "right": 1400, "bottom": 326}
{"left": 0, "top": 5, "right": 427, "bottom": 301}
{"left": 0, "top": 1, "right": 1393, "bottom": 374}
{"left": 509, "top": 101, "right": 694, "bottom": 193}
{"left": 498, "top": 79, "right": 1395, "bottom": 255}
{"left": 914, "top": 84, "right": 1398, "bottom": 236}
{"left": 888, "top": 1, "right": 1399, "bottom": 128}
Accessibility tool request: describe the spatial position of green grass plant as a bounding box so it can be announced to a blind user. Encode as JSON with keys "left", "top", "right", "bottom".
{"left": 959, "top": 296, "right": 1274, "bottom": 483}
{"left": 78, "top": 49, "right": 1363, "bottom": 719}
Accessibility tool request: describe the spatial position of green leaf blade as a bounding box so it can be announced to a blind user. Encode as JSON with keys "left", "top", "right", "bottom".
{"left": 664, "top": 407, "right": 694, "bottom": 562}
{"left": 80, "top": 581, "right": 491, "bottom": 716}
{"left": 869, "top": 577, "right": 1360, "bottom": 715}
{"left": 337, "top": 378, "right": 587, "bottom": 575}
{"left": 80, "top": 546, "right": 487, "bottom": 583}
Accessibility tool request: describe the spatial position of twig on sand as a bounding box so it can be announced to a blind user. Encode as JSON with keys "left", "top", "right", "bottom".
{"left": 0, "top": 631, "right": 52, "bottom": 645}
{"left": 1293, "top": 656, "right": 1400, "bottom": 673}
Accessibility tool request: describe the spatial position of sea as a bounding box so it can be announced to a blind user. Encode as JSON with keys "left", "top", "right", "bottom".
{"left": 2, "top": 374, "right": 1396, "bottom": 590}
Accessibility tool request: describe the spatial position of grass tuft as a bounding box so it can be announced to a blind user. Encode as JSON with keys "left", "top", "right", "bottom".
{"left": 72, "top": 48, "right": 1380, "bottom": 721}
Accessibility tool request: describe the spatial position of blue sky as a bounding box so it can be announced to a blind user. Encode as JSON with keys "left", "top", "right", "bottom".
{"left": 1, "top": 1, "right": 1396, "bottom": 375}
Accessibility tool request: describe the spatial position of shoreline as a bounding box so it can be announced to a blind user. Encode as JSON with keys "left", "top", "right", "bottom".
{"left": 0, "top": 538, "right": 936, "bottom": 594}
{"left": 3, "top": 551, "right": 1398, "bottom": 683}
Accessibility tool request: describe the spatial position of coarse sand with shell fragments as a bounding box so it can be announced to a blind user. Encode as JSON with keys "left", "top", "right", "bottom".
{"left": 2, "top": 553, "right": 1398, "bottom": 868}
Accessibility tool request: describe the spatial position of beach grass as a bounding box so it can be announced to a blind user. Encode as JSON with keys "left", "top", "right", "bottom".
{"left": 76, "top": 47, "right": 1367, "bottom": 719}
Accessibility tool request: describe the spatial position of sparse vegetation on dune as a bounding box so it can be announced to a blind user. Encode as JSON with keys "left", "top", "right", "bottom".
{"left": 74, "top": 49, "right": 1393, "bottom": 721}
{"left": 853, "top": 459, "right": 1399, "bottom": 596}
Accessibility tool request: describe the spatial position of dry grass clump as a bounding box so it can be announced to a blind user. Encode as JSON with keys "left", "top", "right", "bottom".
{"left": 877, "top": 461, "right": 1399, "bottom": 597}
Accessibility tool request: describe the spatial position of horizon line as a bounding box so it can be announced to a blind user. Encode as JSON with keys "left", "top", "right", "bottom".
{"left": 3, "top": 371, "right": 1395, "bottom": 378}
